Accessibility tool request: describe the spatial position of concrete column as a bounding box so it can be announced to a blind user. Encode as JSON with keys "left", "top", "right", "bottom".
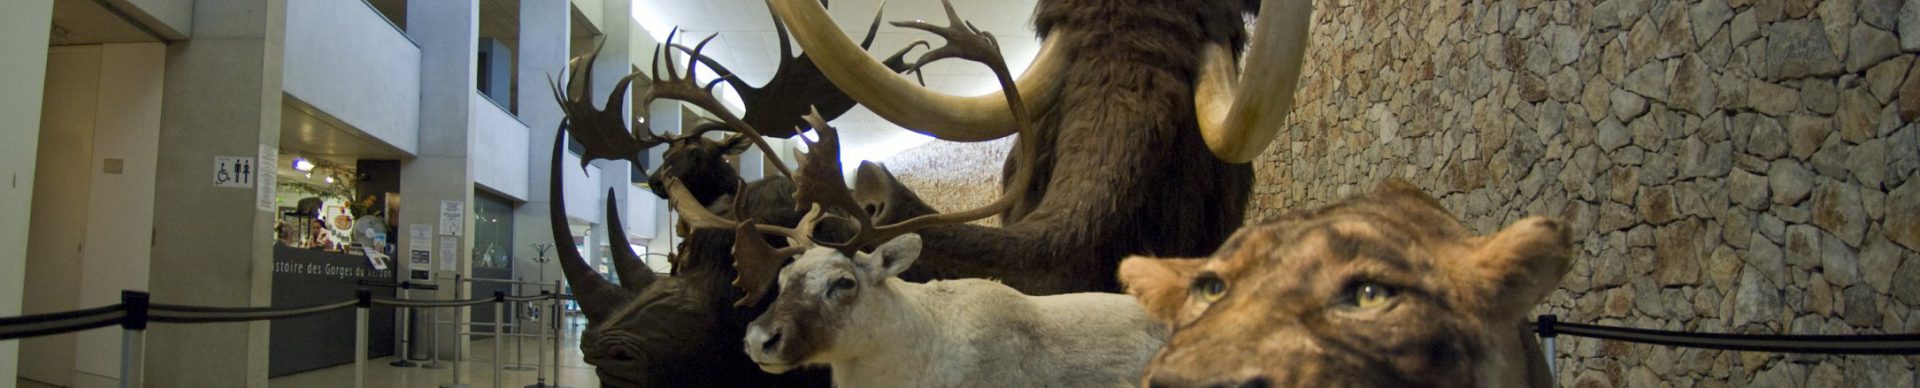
{"left": 590, "top": 0, "right": 633, "bottom": 258}
{"left": 400, "top": 0, "right": 479, "bottom": 356}
{"left": 147, "top": 0, "right": 287, "bottom": 385}
{"left": 512, "top": 0, "right": 569, "bottom": 294}
{"left": 0, "top": 1, "right": 53, "bottom": 384}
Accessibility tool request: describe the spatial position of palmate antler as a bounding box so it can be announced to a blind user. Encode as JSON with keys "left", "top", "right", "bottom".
{"left": 662, "top": 1, "right": 1050, "bottom": 306}
{"left": 548, "top": 40, "right": 662, "bottom": 169}
{"left": 674, "top": 0, "right": 927, "bottom": 138}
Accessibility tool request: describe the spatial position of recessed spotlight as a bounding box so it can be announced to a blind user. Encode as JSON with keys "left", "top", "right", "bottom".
{"left": 293, "top": 158, "right": 316, "bottom": 172}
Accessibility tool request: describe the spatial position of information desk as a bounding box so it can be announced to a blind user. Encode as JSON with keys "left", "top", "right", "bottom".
{"left": 269, "top": 244, "right": 399, "bottom": 377}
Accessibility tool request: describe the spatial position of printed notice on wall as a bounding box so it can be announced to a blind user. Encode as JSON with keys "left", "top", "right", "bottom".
{"left": 214, "top": 155, "right": 255, "bottom": 188}
{"left": 439, "top": 201, "right": 464, "bottom": 236}
{"left": 438, "top": 238, "right": 459, "bottom": 271}
{"left": 257, "top": 145, "right": 277, "bottom": 211}
{"left": 409, "top": 224, "right": 433, "bottom": 248}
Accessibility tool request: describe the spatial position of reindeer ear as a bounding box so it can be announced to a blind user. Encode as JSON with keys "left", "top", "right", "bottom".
{"left": 1118, "top": 256, "right": 1206, "bottom": 325}
{"left": 1462, "top": 217, "right": 1573, "bottom": 320}
{"left": 864, "top": 233, "right": 922, "bottom": 281}
{"left": 719, "top": 134, "right": 754, "bottom": 155}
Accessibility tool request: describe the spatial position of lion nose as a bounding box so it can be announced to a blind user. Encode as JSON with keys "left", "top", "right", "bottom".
{"left": 1147, "top": 375, "right": 1270, "bottom": 388}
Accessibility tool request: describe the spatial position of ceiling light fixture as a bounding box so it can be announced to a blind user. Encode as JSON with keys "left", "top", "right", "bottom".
{"left": 293, "top": 158, "right": 316, "bottom": 172}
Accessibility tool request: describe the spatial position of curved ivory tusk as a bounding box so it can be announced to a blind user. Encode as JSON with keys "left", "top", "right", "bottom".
{"left": 1195, "top": 0, "right": 1312, "bottom": 163}
{"left": 766, "top": 0, "right": 1064, "bottom": 142}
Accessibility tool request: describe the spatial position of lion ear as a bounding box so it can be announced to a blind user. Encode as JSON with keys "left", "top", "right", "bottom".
{"left": 1119, "top": 257, "right": 1207, "bottom": 326}
{"left": 1464, "top": 217, "right": 1574, "bottom": 320}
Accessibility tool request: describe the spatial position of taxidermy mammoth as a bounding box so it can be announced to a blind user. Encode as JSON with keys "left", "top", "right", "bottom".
{"left": 547, "top": 0, "right": 1312, "bottom": 386}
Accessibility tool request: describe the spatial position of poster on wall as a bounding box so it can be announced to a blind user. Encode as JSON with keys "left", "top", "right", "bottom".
{"left": 439, "top": 201, "right": 464, "bottom": 236}
{"left": 257, "top": 144, "right": 277, "bottom": 211}
{"left": 439, "top": 238, "right": 458, "bottom": 271}
{"left": 409, "top": 224, "right": 432, "bottom": 250}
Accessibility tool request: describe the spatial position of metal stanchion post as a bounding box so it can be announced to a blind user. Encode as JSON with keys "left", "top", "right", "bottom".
{"left": 356, "top": 289, "right": 373, "bottom": 388}
{"left": 494, "top": 291, "right": 506, "bottom": 388}
{"left": 508, "top": 280, "right": 531, "bottom": 371}
{"left": 1537, "top": 315, "right": 1558, "bottom": 377}
{"left": 526, "top": 292, "right": 555, "bottom": 388}
{"left": 425, "top": 302, "right": 449, "bottom": 369}
{"left": 119, "top": 291, "right": 148, "bottom": 388}
{"left": 393, "top": 282, "right": 418, "bottom": 367}
{"left": 443, "top": 276, "right": 472, "bottom": 388}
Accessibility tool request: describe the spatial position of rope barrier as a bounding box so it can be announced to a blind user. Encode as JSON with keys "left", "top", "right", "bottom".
{"left": 0, "top": 292, "right": 565, "bottom": 338}
{"left": 150, "top": 300, "right": 360, "bottom": 324}
{"left": 1533, "top": 314, "right": 1920, "bottom": 355}
{"left": 372, "top": 296, "right": 503, "bottom": 308}
{"left": 0, "top": 305, "right": 127, "bottom": 341}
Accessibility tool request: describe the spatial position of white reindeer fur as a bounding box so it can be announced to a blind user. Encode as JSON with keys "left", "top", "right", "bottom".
{"left": 745, "top": 234, "right": 1164, "bottom": 388}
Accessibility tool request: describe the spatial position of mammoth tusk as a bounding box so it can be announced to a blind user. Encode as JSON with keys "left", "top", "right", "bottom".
{"left": 766, "top": 0, "right": 1064, "bottom": 142}
{"left": 1194, "top": 0, "right": 1312, "bottom": 163}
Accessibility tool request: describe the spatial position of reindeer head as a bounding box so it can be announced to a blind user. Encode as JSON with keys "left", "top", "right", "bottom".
{"left": 741, "top": 234, "right": 923, "bottom": 373}
{"left": 1118, "top": 180, "right": 1570, "bottom": 387}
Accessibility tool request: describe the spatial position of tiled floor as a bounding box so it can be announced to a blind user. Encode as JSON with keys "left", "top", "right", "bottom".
{"left": 270, "top": 316, "right": 601, "bottom": 387}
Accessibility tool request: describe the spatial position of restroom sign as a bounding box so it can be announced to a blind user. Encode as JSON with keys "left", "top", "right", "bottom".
{"left": 214, "top": 156, "right": 256, "bottom": 188}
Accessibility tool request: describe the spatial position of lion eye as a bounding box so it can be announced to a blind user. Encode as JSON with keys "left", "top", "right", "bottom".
{"left": 1351, "top": 283, "right": 1395, "bottom": 309}
{"left": 1191, "top": 274, "right": 1227, "bottom": 303}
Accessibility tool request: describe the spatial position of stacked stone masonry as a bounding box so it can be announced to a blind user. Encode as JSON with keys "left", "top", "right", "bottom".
{"left": 876, "top": 0, "right": 1920, "bottom": 386}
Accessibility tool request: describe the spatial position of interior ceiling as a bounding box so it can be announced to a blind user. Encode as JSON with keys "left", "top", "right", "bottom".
{"left": 279, "top": 100, "right": 410, "bottom": 161}
{"left": 49, "top": 0, "right": 162, "bottom": 45}
{"left": 633, "top": 0, "right": 1042, "bottom": 162}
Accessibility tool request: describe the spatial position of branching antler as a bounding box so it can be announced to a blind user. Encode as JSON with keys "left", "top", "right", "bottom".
{"left": 649, "top": 0, "right": 1052, "bottom": 308}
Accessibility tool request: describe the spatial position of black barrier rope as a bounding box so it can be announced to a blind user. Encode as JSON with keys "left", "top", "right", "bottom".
{"left": 151, "top": 300, "right": 361, "bottom": 324}
{"left": 1534, "top": 315, "right": 1920, "bottom": 355}
{"left": 372, "top": 297, "right": 500, "bottom": 308}
{"left": 0, "top": 304, "right": 127, "bottom": 341}
{"left": 0, "top": 290, "right": 568, "bottom": 342}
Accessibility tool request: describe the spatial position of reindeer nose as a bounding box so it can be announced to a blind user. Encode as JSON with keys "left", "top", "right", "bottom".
{"left": 761, "top": 330, "right": 784, "bottom": 353}
{"left": 745, "top": 324, "right": 784, "bottom": 355}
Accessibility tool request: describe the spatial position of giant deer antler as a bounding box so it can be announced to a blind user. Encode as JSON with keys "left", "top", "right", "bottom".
{"left": 548, "top": 40, "right": 668, "bottom": 168}
{"left": 670, "top": 11, "right": 1048, "bottom": 304}
{"left": 674, "top": 0, "right": 927, "bottom": 138}
{"left": 767, "top": 0, "right": 1066, "bottom": 141}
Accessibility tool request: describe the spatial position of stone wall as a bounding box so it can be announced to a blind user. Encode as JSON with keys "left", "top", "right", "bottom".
{"left": 876, "top": 0, "right": 1920, "bottom": 386}
{"left": 873, "top": 137, "right": 1016, "bottom": 226}
{"left": 1255, "top": 0, "right": 1920, "bottom": 386}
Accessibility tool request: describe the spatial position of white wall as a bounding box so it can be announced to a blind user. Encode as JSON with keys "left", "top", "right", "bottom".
{"left": 23, "top": 43, "right": 165, "bottom": 387}
{"left": 561, "top": 151, "right": 603, "bottom": 223}
{"left": 283, "top": 0, "right": 421, "bottom": 155}
{"left": 473, "top": 94, "right": 531, "bottom": 200}
{"left": 22, "top": 46, "right": 100, "bottom": 387}
{"left": 74, "top": 43, "right": 164, "bottom": 385}
{"left": 0, "top": 3, "right": 52, "bottom": 384}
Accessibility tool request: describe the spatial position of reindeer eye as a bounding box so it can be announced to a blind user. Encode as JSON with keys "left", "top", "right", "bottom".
{"left": 1350, "top": 283, "right": 1396, "bottom": 309}
{"left": 827, "top": 277, "right": 856, "bottom": 297}
{"left": 1191, "top": 273, "right": 1227, "bottom": 303}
